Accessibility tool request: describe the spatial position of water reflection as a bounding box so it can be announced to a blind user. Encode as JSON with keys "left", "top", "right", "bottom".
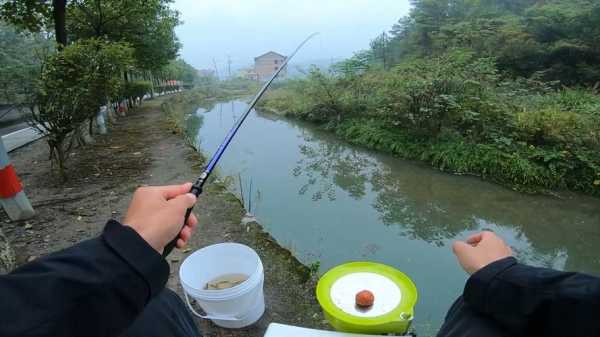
{"left": 185, "top": 113, "right": 204, "bottom": 147}
{"left": 188, "top": 100, "right": 600, "bottom": 332}
{"left": 175, "top": 100, "right": 208, "bottom": 148}
{"left": 289, "top": 117, "right": 600, "bottom": 274}
{"left": 294, "top": 139, "right": 373, "bottom": 201}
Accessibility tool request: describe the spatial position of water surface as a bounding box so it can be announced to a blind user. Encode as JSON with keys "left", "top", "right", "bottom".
{"left": 185, "top": 99, "right": 600, "bottom": 333}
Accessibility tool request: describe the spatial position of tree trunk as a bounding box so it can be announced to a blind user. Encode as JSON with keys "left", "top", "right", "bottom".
{"left": 52, "top": 0, "right": 67, "bottom": 48}
{"left": 75, "top": 123, "right": 93, "bottom": 146}
{"left": 56, "top": 142, "right": 67, "bottom": 182}
{"left": 89, "top": 117, "right": 94, "bottom": 136}
{"left": 48, "top": 142, "right": 55, "bottom": 161}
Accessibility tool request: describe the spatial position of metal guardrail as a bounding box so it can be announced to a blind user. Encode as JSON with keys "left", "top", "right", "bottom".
{"left": 1, "top": 127, "right": 43, "bottom": 152}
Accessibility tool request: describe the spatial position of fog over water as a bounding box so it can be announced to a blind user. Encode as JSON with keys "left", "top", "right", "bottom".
{"left": 172, "top": 0, "right": 411, "bottom": 72}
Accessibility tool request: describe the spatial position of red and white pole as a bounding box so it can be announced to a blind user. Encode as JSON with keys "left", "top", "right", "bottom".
{"left": 0, "top": 138, "right": 34, "bottom": 220}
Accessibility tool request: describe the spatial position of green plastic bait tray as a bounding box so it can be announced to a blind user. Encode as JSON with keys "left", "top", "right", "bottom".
{"left": 316, "top": 262, "right": 418, "bottom": 335}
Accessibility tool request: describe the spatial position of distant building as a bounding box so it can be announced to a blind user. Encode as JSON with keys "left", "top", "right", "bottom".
{"left": 239, "top": 68, "right": 259, "bottom": 81}
{"left": 254, "top": 51, "right": 287, "bottom": 81}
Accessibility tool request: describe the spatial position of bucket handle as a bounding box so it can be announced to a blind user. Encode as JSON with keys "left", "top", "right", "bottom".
{"left": 183, "top": 292, "right": 240, "bottom": 321}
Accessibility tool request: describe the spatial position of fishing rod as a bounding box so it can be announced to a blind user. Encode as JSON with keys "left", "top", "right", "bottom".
{"left": 163, "top": 32, "right": 319, "bottom": 256}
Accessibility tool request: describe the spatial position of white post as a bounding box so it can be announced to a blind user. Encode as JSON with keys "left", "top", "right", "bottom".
{"left": 96, "top": 106, "right": 107, "bottom": 135}
{"left": 0, "top": 138, "right": 34, "bottom": 220}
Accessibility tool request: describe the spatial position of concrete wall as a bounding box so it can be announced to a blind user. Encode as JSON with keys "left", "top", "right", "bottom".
{"left": 254, "top": 52, "right": 287, "bottom": 81}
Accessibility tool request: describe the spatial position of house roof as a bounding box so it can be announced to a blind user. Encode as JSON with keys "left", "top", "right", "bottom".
{"left": 254, "top": 51, "right": 287, "bottom": 60}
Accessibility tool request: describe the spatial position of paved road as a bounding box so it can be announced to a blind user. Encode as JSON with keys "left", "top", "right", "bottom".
{"left": 0, "top": 122, "right": 29, "bottom": 136}
{"left": 1, "top": 104, "right": 34, "bottom": 136}
{"left": 1, "top": 126, "right": 43, "bottom": 152}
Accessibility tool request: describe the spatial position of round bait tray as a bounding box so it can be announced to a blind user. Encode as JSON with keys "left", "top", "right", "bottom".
{"left": 316, "top": 262, "right": 418, "bottom": 335}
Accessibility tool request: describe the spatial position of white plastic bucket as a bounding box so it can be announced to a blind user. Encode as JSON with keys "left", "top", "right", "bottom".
{"left": 179, "top": 243, "right": 265, "bottom": 328}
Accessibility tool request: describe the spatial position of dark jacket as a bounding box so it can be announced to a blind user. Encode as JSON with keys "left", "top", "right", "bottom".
{"left": 465, "top": 257, "right": 600, "bottom": 337}
{"left": 2, "top": 221, "right": 600, "bottom": 337}
{"left": 0, "top": 220, "right": 169, "bottom": 337}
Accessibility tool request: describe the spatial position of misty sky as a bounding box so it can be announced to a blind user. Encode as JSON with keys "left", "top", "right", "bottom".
{"left": 172, "top": 0, "right": 411, "bottom": 73}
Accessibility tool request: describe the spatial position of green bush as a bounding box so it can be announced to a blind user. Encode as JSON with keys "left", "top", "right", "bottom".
{"left": 123, "top": 80, "right": 152, "bottom": 100}
{"left": 30, "top": 38, "right": 133, "bottom": 179}
{"left": 386, "top": 52, "right": 504, "bottom": 138}
{"left": 335, "top": 118, "right": 600, "bottom": 195}
{"left": 516, "top": 108, "right": 589, "bottom": 146}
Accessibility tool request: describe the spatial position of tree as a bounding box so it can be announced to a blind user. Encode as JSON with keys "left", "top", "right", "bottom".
{"left": 2, "top": 0, "right": 184, "bottom": 181}
{"left": 68, "top": 0, "right": 180, "bottom": 72}
{"left": 122, "top": 80, "right": 152, "bottom": 105}
{"left": 0, "top": 22, "right": 51, "bottom": 105}
{"left": 408, "top": 0, "right": 452, "bottom": 55}
{"left": 2, "top": 0, "right": 181, "bottom": 70}
{"left": 374, "top": 0, "right": 600, "bottom": 86}
{"left": 0, "top": 0, "right": 67, "bottom": 47}
{"left": 332, "top": 51, "right": 372, "bottom": 76}
{"left": 162, "top": 59, "right": 199, "bottom": 85}
{"left": 370, "top": 32, "right": 391, "bottom": 70}
{"left": 30, "top": 38, "right": 133, "bottom": 179}
{"left": 0, "top": 1, "right": 51, "bottom": 33}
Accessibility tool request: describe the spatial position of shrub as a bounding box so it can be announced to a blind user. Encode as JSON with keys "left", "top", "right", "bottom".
{"left": 387, "top": 52, "right": 509, "bottom": 139}
{"left": 30, "top": 38, "right": 133, "bottom": 179}
{"left": 516, "top": 108, "right": 584, "bottom": 145}
{"left": 123, "top": 80, "right": 152, "bottom": 102}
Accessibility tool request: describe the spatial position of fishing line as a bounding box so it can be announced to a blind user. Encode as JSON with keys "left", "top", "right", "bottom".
{"left": 163, "top": 32, "right": 320, "bottom": 256}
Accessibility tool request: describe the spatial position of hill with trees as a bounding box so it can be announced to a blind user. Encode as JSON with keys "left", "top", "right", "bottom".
{"left": 261, "top": 0, "right": 600, "bottom": 196}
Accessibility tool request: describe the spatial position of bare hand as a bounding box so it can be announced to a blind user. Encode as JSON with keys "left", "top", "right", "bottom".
{"left": 452, "top": 231, "right": 513, "bottom": 275}
{"left": 123, "top": 183, "right": 198, "bottom": 254}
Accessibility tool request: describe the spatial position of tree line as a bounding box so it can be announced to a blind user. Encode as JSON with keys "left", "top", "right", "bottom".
{"left": 0, "top": 0, "right": 199, "bottom": 179}
{"left": 367, "top": 0, "right": 600, "bottom": 86}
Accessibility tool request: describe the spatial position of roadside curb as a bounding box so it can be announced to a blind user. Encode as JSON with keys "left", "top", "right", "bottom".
{"left": 1, "top": 127, "right": 44, "bottom": 153}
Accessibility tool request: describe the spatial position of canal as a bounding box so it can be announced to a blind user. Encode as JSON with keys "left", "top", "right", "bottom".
{"left": 184, "top": 99, "right": 600, "bottom": 334}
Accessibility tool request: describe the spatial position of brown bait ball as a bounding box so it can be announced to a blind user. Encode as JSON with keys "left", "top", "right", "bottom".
{"left": 355, "top": 290, "right": 375, "bottom": 308}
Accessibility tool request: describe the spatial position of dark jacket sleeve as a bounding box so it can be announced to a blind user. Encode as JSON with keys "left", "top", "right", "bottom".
{"left": 464, "top": 257, "right": 600, "bottom": 337}
{"left": 0, "top": 220, "right": 170, "bottom": 337}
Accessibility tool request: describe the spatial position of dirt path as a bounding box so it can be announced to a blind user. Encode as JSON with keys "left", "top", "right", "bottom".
{"left": 1, "top": 96, "right": 325, "bottom": 336}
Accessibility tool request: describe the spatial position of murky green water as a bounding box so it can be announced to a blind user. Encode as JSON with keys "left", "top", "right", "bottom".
{"left": 186, "top": 99, "right": 600, "bottom": 333}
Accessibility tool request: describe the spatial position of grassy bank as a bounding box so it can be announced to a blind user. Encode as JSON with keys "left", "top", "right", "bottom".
{"left": 334, "top": 118, "right": 599, "bottom": 194}
{"left": 260, "top": 54, "right": 600, "bottom": 196}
